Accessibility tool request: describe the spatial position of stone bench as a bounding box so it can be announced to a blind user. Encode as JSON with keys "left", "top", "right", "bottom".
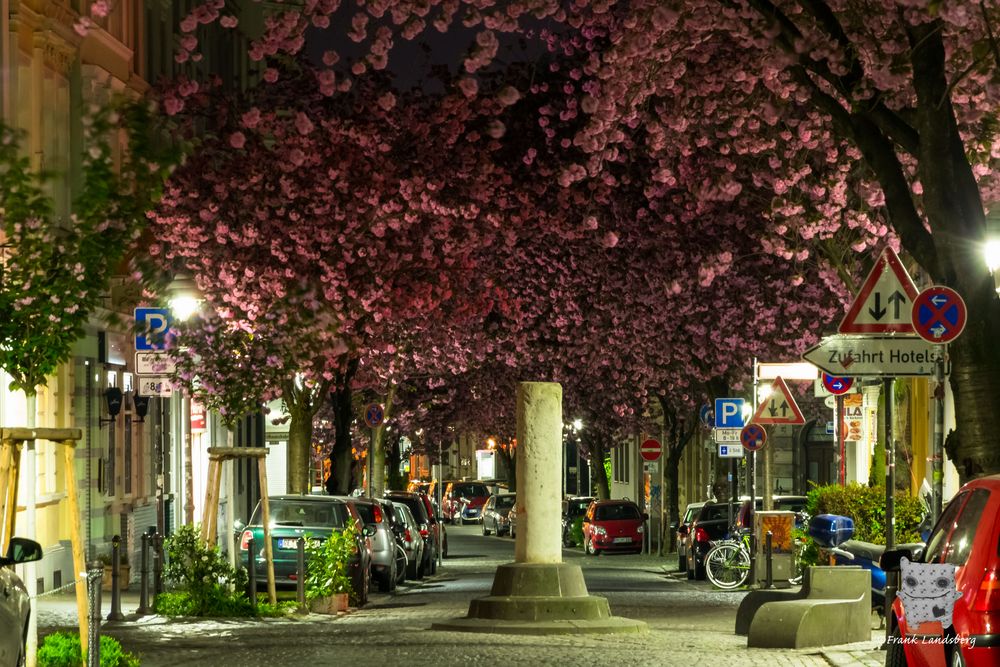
{"left": 743, "top": 566, "right": 871, "bottom": 649}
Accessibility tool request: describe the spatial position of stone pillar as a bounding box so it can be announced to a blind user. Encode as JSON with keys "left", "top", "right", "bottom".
{"left": 514, "top": 382, "right": 562, "bottom": 564}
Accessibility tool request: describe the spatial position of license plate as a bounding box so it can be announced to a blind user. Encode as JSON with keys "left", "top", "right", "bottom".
{"left": 613, "top": 537, "right": 632, "bottom": 544}
{"left": 278, "top": 538, "right": 300, "bottom": 550}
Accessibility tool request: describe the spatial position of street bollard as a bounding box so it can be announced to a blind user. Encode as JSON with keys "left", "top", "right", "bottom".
{"left": 247, "top": 537, "right": 258, "bottom": 612}
{"left": 137, "top": 533, "right": 150, "bottom": 616}
{"left": 764, "top": 531, "right": 773, "bottom": 589}
{"left": 107, "top": 536, "right": 125, "bottom": 621}
{"left": 296, "top": 537, "right": 307, "bottom": 613}
{"left": 86, "top": 562, "right": 103, "bottom": 667}
{"left": 152, "top": 533, "right": 164, "bottom": 597}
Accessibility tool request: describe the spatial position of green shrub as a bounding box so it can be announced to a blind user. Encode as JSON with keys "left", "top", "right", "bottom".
{"left": 304, "top": 519, "right": 359, "bottom": 604}
{"left": 570, "top": 517, "right": 584, "bottom": 547}
{"left": 161, "top": 524, "right": 250, "bottom": 616}
{"left": 37, "top": 632, "right": 139, "bottom": 667}
{"left": 255, "top": 599, "right": 301, "bottom": 617}
{"left": 806, "top": 483, "right": 924, "bottom": 544}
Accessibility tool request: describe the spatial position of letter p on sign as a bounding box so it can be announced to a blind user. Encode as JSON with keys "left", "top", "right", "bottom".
{"left": 714, "top": 398, "right": 745, "bottom": 429}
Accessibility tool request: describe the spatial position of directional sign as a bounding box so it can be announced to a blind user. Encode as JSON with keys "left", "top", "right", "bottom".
{"left": 822, "top": 373, "right": 854, "bottom": 396}
{"left": 713, "top": 428, "right": 742, "bottom": 443}
{"left": 741, "top": 424, "right": 767, "bottom": 452}
{"left": 136, "top": 352, "right": 176, "bottom": 375}
{"left": 750, "top": 377, "right": 805, "bottom": 425}
{"left": 364, "top": 403, "right": 384, "bottom": 428}
{"left": 803, "top": 335, "right": 945, "bottom": 377}
{"left": 135, "top": 307, "right": 172, "bottom": 351}
{"left": 839, "top": 247, "right": 919, "bottom": 334}
{"left": 640, "top": 438, "right": 662, "bottom": 462}
{"left": 714, "top": 398, "right": 745, "bottom": 428}
{"left": 718, "top": 444, "right": 745, "bottom": 458}
{"left": 912, "top": 286, "right": 967, "bottom": 344}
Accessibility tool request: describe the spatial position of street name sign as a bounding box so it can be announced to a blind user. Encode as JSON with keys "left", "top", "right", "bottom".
{"left": 750, "top": 377, "right": 805, "bottom": 425}
{"left": 839, "top": 247, "right": 919, "bottom": 334}
{"left": 802, "top": 335, "right": 944, "bottom": 377}
{"left": 713, "top": 428, "right": 742, "bottom": 443}
{"left": 911, "top": 286, "right": 967, "bottom": 344}
{"left": 136, "top": 352, "right": 176, "bottom": 375}
{"left": 718, "top": 444, "right": 745, "bottom": 458}
{"left": 137, "top": 376, "right": 173, "bottom": 397}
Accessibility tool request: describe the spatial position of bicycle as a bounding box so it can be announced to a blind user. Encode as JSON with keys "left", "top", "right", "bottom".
{"left": 704, "top": 532, "right": 752, "bottom": 589}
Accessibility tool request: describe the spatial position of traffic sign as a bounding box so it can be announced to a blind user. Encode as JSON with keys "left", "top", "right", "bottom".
{"left": 713, "top": 428, "right": 742, "bottom": 443}
{"left": 802, "top": 335, "right": 944, "bottom": 376}
{"left": 912, "top": 286, "right": 967, "bottom": 344}
{"left": 718, "top": 444, "right": 745, "bottom": 458}
{"left": 364, "top": 403, "right": 384, "bottom": 428}
{"left": 640, "top": 439, "right": 662, "bottom": 462}
{"left": 741, "top": 424, "right": 767, "bottom": 451}
{"left": 749, "top": 377, "right": 805, "bottom": 425}
{"left": 839, "top": 247, "right": 919, "bottom": 334}
{"left": 821, "top": 373, "right": 854, "bottom": 396}
{"left": 136, "top": 376, "right": 173, "bottom": 397}
{"left": 135, "top": 307, "right": 172, "bottom": 351}
{"left": 136, "top": 352, "right": 176, "bottom": 375}
{"left": 699, "top": 404, "right": 713, "bottom": 427}
{"left": 714, "top": 398, "right": 745, "bottom": 428}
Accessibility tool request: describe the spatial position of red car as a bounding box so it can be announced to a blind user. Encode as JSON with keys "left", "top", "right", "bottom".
{"left": 582, "top": 500, "right": 647, "bottom": 555}
{"left": 883, "top": 474, "right": 1000, "bottom": 667}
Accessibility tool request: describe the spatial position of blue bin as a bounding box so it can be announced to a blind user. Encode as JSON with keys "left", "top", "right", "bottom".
{"left": 808, "top": 514, "right": 855, "bottom": 548}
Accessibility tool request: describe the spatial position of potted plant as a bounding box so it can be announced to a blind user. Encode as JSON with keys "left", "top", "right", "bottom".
{"left": 304, "top": 520, "right": 359, "bottom": 614}
{"left": 98, "top": 551, "right": 130, "bottom": 592}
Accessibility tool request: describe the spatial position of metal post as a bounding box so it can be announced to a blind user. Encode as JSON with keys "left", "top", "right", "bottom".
{"left": 884, "top": 377, "right": 896, "bottom": 645}
{"left": 932, "top": 354, "right": 945, "bottom": 525}
{"left": 765, "top": 531, "right": 773, "bottom": 589}
{"left": 137, "top": 533, "right": 150, "bottom": 615}
{"left": 247, "top": 536, "right": 258, "bottom": 612}
{"left": 749, "top": 358, "right": 758, "bottom": 584}
{"left": 367, "top": 427, "right": 375, "bottom": 498}
{"left": 436, "top": 441, "right": 443, "bottom": 568}
{"left": 152, "top": 533, "right": 164, "bottom": 596}
{"left": 106, "top": 535, "right": 124, "bottom": 622}
{"left": 296, "top": 537, "right": 306, "bottom": 613}
{"left": 86, "top": 562, "right": 103, "bottom": 667}
{"left": 835, "top": 394, "right": 845, "bottom": 485}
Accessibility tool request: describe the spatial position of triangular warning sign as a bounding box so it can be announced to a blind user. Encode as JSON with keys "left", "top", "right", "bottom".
{"left": 751, "top": 377, "right": 805, "bottom": 425}
{"left": 839, "top": 247, "right": 919, "bottom": 334}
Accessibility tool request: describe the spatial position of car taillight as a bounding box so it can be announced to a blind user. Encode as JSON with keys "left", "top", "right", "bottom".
{"left": 973, "top": 568, "right": 1000, "bottom": 611}
{"left": 240, "top": 530, "right": 253, "bottom": 551}
{"left": 695, "top": 527, "right": 709, "bottom": 543}
{"left": 373, "top": 505, "right": 383, "bottom": 523}
{"left": 404, "top": 528, "right": 412, "bottom": 543}
{"left": 419, "top": 523, "right": 430, "bottom": 539}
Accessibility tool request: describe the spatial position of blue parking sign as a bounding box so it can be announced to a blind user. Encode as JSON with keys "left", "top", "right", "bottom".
{"left": 714, "top": 398, "right": 745, "bottom": 428}
{"left": 135, "top": 307, "right": 172, "bottom": 351}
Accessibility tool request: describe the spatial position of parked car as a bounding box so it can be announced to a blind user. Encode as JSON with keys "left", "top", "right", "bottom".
{"left": 389, "top": 501, "right": 426, "bottom": 580}
{"left": 238, "top": 495, "right": 375, "bottom": 605}
{"left": 385, "top": 491, "right": 442, "bottom": 575}
{"left": 482, "top": 493, "right": 516, "bottom": 536}
{"left": 882, "top": 474, "right": 1000, "bottom": 667}
{"left": 674, "top": 501, "right": 705, "bottom": 571}
{"left": 443, "top": 481, "right": 491, "bottom": 524}
{"left": 0, "top": 537, "right": 43, "bottom": 667}
{"left": 582, "top": 499, "right": 647, "bottom": 555}
{"left": 734, "top": 495, "right": 809, "bottom": 532}
{"left": 508, "top": 504, "right": 519, "bottom": 539}
{"left": 685, "top": 501, "right": 735, "bottom": 579}
{"left": 562, "top": 496, "right": 595, "bottom": 547}
{"left": 341, "top": 497, "right": 406, "bottom": 592}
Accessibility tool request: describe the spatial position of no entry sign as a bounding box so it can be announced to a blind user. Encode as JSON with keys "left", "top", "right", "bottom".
{"left": 640, "top": 438, "right": 661, "bottom": 462}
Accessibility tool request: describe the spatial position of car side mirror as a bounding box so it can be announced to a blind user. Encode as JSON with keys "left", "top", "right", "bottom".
{"left": 4, "top": 537, "right": 43, "bottom": 565}
{"left": 642, "top": 513, "right": 649, "bottom": 521}
{"left": 233, "top": 519, "right": 246, "bottom": 534}
{"left": 677, "top": 525, "right": 688, "bottom": 536}
{"left": 880, "top": 546, "right": 924, "bottom": 571}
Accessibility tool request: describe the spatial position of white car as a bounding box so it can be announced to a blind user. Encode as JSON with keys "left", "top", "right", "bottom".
{"left": 1, "top": 537, "right": 43, "bottom": 667}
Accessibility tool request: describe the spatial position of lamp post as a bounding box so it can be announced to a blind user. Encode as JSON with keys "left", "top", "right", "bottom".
{"left": 166, "top": 273, "right": 202, "bottom": 527}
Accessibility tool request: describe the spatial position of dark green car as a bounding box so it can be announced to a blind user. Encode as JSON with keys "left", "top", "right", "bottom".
{"left": 237, "top": 495, "right": 374, "bottom": 605}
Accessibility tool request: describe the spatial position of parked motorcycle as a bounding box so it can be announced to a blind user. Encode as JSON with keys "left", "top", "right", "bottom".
{"left": 808, "top": 514, "right": 889, "bottom": 615}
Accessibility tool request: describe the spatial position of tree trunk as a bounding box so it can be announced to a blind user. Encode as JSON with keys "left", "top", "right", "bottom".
{"left": 386, "top": 431, "right": 404, "bottom": 491}
{"left": 326, "top": 359, "right": 359, "bottom": 496}
{"left": 369, "top": 384, "right": 396, "bottom": 498}
{"left": 285, "top": 402, "right": 313, "bottom": 494}
{"left": 585, "top": 436, "right": 610, "bottom": 500}
{"left": 496, "top": 447, "right": 516, "bottom": 493}
{"left": 666, "top": 450, "right": 681, "bottom": 551}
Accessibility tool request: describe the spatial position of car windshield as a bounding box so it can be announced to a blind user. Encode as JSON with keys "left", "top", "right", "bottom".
{"left": 388, "top": 495, "right": 429, "bottom": 523}
{"left": 683, "top": 505, "right": 702, "bottom": 523}
{"left": 494, "top": 495, "right": 515, "bottom": 510}
{"left": 565, "top": 500, "right": 592, "bottom": 517}
{"left": 774, "top": 499, "right": 807, "bottom": 513}
{"left": 352, "top": 502, "right": 379, "bottom": 524}
{"left": 594, "top": 504, "right": 641, "bottom": 521}
{"left": 699, "top": 505, "right": 732, "bottom": 522}
{"left": 455, "top": 483, "right": 489, "bottom": 498}
{"left": 250, "top": 500, "right": 349, "bottom": 528}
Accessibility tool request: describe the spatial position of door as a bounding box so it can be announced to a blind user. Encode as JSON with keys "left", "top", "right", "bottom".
{"left": 804, "top": 443, "right": 835, "bottom": 486}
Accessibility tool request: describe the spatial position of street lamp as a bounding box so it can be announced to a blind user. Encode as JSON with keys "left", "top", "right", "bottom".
{"left": 166, "top": 272, "right": 203, "bottom": 527}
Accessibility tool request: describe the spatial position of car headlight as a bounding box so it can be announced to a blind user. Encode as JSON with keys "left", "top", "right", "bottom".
{"left": 593, "top": 526, "right": 607, "bottom": 536}
{"left": 637, "top": 525, "right": 644, "bottom": 534}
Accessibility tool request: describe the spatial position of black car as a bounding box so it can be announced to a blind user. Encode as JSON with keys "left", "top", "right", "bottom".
{"left": 562, "top": 496, "right": 595, "bottom": 547}
{"left": 685, "top": 501, "right": 735, "bottom": 580}
{"left": 384, "top": 491, "right": 441, "bottom": 575}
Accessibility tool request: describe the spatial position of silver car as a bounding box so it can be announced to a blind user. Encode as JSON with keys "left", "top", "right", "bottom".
{"left": 1, "top": 537, "right": 43, "bottom": 667}
{"left": 391, "top": 501, "right": 426, "bottom": 580}
{"left": 342, "top": 497, "right": 404, "bottom": 593}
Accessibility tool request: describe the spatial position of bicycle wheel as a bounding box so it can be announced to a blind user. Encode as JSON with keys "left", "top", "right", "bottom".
{"left": 705, "top": 542, "right": 750, "bottom": 590}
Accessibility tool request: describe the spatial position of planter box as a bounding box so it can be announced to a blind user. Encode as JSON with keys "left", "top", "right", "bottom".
{"left": 101, "top": 565, "right": 130, "bottom": 592}
{"left": 309, "top": 593, "right": 348, "bottom": 614}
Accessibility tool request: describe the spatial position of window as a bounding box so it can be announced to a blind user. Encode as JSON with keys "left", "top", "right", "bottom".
{"left": 594, "top": 504, "right": 641, "bottom": 521}
{"left": 251, "top": 500, "right": 349, "bottom": 528}
{"left": 923, "top": 492, "right": 968, "bottom": 563}
{"left": 944, "top": 489, "right": 990, "bottom": 566}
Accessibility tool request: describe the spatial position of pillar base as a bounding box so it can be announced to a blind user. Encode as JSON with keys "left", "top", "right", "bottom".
{"left": 431, "top": 563, "right": 646, "bottom": 635}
